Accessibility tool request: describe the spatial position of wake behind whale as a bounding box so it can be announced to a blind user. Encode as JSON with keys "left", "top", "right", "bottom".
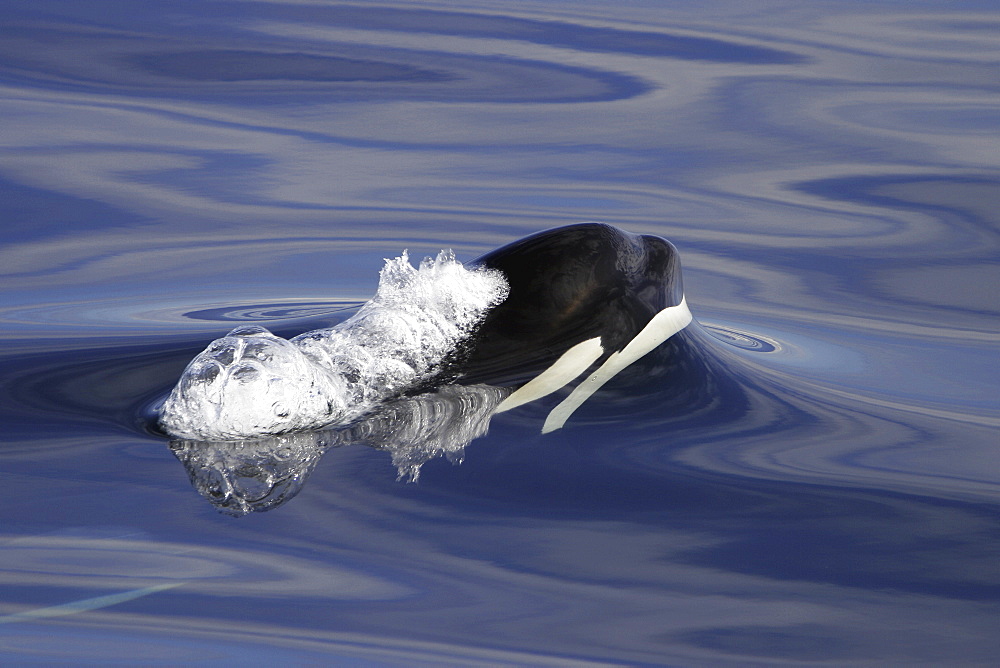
{"left": 160, "top": 223, "right": 692, "bottom": 443}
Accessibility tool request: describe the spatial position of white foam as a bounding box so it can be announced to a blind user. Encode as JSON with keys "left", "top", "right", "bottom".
{"left": 160, "top": 250, "right": 509, "bottom": 441}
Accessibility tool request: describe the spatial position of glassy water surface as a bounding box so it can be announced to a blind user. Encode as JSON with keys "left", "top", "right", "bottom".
{"left": 1, "top": 1, "right": 998, "bottom": 664}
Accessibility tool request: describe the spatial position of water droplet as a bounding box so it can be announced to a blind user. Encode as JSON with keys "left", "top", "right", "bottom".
{"left": 208, "top": 341, "right": 237, "bottom": 365}
{"left": 190, "top": 361, "right": 221, "bottom": 384}
{"left": 230, "top": 363, "right": 260, "bottom": 383}
{"left": 242, "top": 340, "right": 275, "bottom": 363}
{"left": 229, "top": 325, "right": 271, "bottom": 337}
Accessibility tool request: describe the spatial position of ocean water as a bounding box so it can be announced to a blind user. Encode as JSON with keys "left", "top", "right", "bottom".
{"left": 1, "top": 0, "right": 998, "bottom": 664}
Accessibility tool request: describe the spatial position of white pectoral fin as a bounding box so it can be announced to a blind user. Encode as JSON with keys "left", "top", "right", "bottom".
{"left": 495, "top": 337, "right": 604, "bottom": 413}
{"left": 542, "top": 297, "right": 693, "bottom": 433}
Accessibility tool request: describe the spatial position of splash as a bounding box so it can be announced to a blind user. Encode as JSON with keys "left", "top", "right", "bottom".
{"left": 170, "top": 384, "right": 510, "bottom": 515}
{"left": 160, "top": 251, "right": 509, "bottom": 441}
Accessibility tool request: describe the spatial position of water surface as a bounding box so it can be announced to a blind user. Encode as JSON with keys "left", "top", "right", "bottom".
{"left": 1, "top": 1, "right": 998, "bottom": 664}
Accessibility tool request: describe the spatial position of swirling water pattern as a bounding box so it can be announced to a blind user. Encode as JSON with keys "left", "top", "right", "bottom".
{"left": 0, "top": 1, "right": 998, "bottom": 664}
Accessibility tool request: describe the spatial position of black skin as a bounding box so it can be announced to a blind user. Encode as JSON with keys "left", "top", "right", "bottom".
{"left": 452, "top": 223, "right": 685, "bottom": 386}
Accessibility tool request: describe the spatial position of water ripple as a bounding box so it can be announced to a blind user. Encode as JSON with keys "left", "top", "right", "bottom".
{"left": 0, "top": 23, "right": 650, "bottom": 104}
{"left": 1, "top": 1, "right": 999, "bottom": 662}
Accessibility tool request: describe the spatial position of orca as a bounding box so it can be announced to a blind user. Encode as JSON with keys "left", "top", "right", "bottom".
{"left": 159, "top": 223, "right": 713, "bottom": 511}
{"left": 159, "top": 223, "right": 692, "bottom": 441}
{"left": 456, "top": 222, "right": 692, "bottom": 430}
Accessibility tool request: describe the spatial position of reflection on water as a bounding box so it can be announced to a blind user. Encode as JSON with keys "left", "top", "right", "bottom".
{"left": 170, "top": 384, "right": 508, "bottom": 515}
{"left": 1, "top": 0, "right": 999, "bottom": 663}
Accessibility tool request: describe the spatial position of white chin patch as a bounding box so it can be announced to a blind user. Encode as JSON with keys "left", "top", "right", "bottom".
{"left": 494, "top": 337, "right": 604, "bottom": 413}
{"left": 542, "top": 297, "right": 693, "bottom": 433}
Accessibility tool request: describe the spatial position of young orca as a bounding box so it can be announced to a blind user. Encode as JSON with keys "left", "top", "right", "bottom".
{"left": 159, "top": 223, "right": 691, "bottom": 441}
{"left": 456, "top": 222, "right": 691, "bottom": 430}
{"left": 160, "top": 223, "right": 702, "bottom": 509}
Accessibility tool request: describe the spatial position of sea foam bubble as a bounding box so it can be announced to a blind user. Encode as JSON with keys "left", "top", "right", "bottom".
{"left": 160, "top": 250, "right": 509, "bottom": 441}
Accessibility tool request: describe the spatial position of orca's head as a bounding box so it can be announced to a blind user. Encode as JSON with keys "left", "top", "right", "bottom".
{"left": 459, "top": 223, "right": 685, "bottom": 385}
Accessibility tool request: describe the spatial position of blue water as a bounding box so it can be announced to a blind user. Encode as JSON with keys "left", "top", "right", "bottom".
{"left": 2, "top": 1, "right": 999, "bottom": 663}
